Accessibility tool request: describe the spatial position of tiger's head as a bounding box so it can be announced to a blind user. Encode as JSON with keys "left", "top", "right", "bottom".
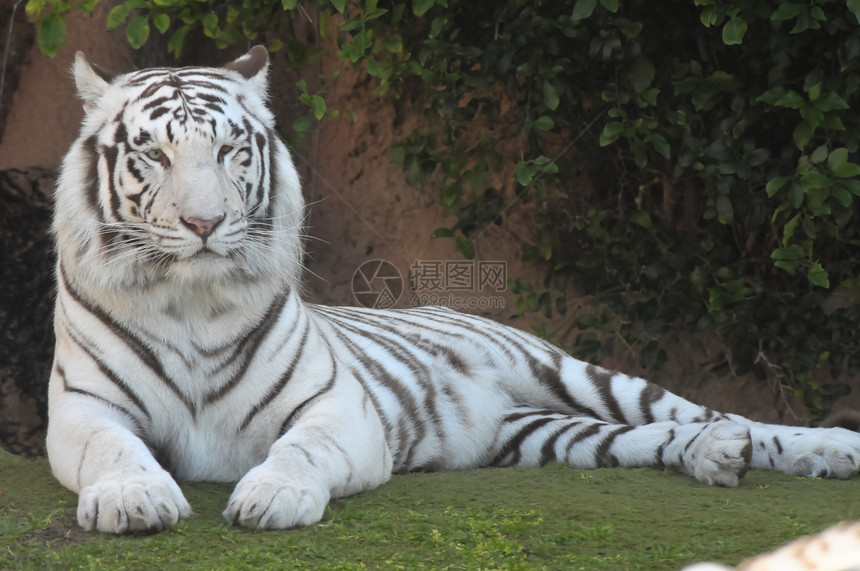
{"left": 54, "top": 47, "right": 304, "bottom": 308}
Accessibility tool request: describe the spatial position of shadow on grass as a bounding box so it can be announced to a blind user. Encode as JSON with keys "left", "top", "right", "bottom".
{"left": 2, "top": 448, "right": 859, "bottom": 570}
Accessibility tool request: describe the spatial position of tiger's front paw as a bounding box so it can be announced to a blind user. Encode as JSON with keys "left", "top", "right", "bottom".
{"left": 77, "top": 472, "right": 192, "bottom": 533}
{"left": 223, "top": 465, "right": 329, "bottom": 529}
{"left": 786, "top": 427, "right": 860, "bottom": 479}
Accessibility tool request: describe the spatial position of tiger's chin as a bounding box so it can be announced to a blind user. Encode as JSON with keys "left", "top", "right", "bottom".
{"left": 90, "top": 252, "right": 282, "bottom": 326}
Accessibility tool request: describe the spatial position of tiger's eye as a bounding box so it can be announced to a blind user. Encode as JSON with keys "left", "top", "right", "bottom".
{"left": 146, "top": 148, "right": 164, "bottom": 161}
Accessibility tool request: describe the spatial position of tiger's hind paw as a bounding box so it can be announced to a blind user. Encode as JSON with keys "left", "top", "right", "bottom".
{"left": 785, "top": 428, "right": 860, "bottom": 479}
{"left": 686, "top": 420, "right": 752, "bottom": 487}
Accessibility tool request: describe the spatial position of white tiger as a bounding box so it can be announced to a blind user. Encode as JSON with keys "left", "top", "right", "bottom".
{"left": 47, "top": 46, "right": 860, "bottom": 534}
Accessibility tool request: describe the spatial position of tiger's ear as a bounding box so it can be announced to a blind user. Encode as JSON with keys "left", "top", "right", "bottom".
{"left": 74, "top": 52, "right": 115, "bottom": 113}
{"left": 225, "top": 45, "right": 269, "bottom": 97}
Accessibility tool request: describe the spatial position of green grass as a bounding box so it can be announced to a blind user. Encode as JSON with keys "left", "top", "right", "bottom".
{"left": 2, "top": 447, "right": 859, "bottom": 570}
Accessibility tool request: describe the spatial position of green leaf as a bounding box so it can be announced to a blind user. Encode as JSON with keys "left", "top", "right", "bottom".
{"left": 810, "top": 144, "right": 829, "bottom": 164}
{"left": 632, "top": 136, "right": 648, "bottom": 168}
{"left": 107, "top": 3, "right": 133, "bottom": 29}
{"left": 773, "top": 260, "right": 798, "bottom": 273}
{"left": 26, "top": 0, "right": 49, "bottom": 18}
{"left": 366, "top": 57, "right": 384, "bottom": 78}
{"left": 631, "top": 210, "right": 652, "bottom": 229}
{"left": 440, "top": 184, "right": 460, "bottom": 206}
{"left": 571, "top": 0, "right": 598, "bottom": 20}
{"left": 841, "top": 179, "right": 860, "bottom": 196}
{"left": 309, "top": 95, "right": 326, "bottom": 120}
{"left": 599, "top": 121, "right": 624, "bottom": 146}
{"left": 699, "top": 6, "right": 716, "bottom": 27}
{"left": 790, "top": 11, "right": 811, "bottom": 33}
{"left": 534, "top": 116, "right": 555, "bottom": 131}
{"left": 412, "top": 0, "right": 435, "bottom": 17}
{"left": 515, "top": 162, "right": 536, "bottom": 186}
{"left": 716, "top": 193, "right": 734, "bottom": 224}
{"left": 647, "top": 132, "right": 670, "bottom": 159}
{"left": 542, "top": 81, "right": 560, "bottom": 111}
{"left": 765, "top": 176, "right": 789, "bottom": 197}
{"left": 773, "top": 90, "right": 805, "bottom": 109}
{"left": 783, "top": 213, "right": 800, "bottom": 244}
{"left": 820, "top": 114, "right": 846, "bottom": 131}
{"left": 599, "top": 0, "right": 618, "bottom": 12}
{"left": 331, "top": 0, "right": 346, "bottom": 13}
{"left": 627, "top": 56, "right": 655, "bottom": 92}
{"left": 292, "top": 116, "right": 312, "bottom": 132}
{"left": 826, "top": 148, "right": 860, "bottom": 178}
{"left": 282, "top": 0, "right": 298, "bottom": 9}
{"left": 541, "top": 161, "right": 559, "bottom": 176}
{"left": 747, "top": 148, "right": 769, "bottom": 167}
{"left": 455, "top": 235, "right": 475, "bottom": 259}
{"left": 831, "top": 185, "right": 853, "bottom": 207}
{"left": 75, "top": 0, "right": 99, "bottom": 13}
{"left": 815, "top": 91, "right": 850, "bottom": 112}
{"left": 37, "top": 12, "right": 66, "bottom": 56}
{"left": 126, "top": 14, "right": 150, "bottom": 49}
{"left": 808, "top": 262, "right": 830, "bottom": 288}
{"left": 153, "top": 13, "right": 170, "bottom": 34}
{"left": 431, "top": 227, "right": 454, "bottom": 238}
{"left": 849, "top": 0, "right": 860, "bottom": 21}
{"left": 167, "top": 24, "right": 191, "bottom": 57}
{"left": 384, "top": 34, "right": 403, "bottom": 53}
{"left": 787, "top": 182, "right": 803, "bottom": 208}
{"left": 808, "top": 81, "right": 822, "bottom": 102}
{"left": 429, "top": 15, "right": 445, "bottom": 38}
{"left": 722, "top": 16, "right": 747, "bottom": 45}
{"left": 810, "top": 6, "right": 826, "bottom": 21}
{"left": 771, "top": 245, "right": 804, "bottom": 261}
{"left": 539, "top": 236, "right": 552, "bottom": 261}
{"left": 802, "top": 169, "right": 832, "bottom": 189}
{"left": 771, "top": 3, "right": 805, "bottom": 21}
{"left": 515, "top": 277, "right": 534, "bottom": 292}
{"left": 202, "top": 12, "right": 218, "bottom": 38}
{"left": 538, "top": 292, "right": 552, "bottom": 318}
{"left": 792, "top": 120, "right": 813, "bottom": 150}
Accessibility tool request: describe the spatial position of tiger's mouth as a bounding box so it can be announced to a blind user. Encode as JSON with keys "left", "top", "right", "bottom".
{"left": 179, "top": 247, "right": 234, "bottom": 264}
{"left": 194, "top": 247, "right": 224, "bottom": 258}
{"left": 145, "top": 245, "right": 233, "bottom": 273}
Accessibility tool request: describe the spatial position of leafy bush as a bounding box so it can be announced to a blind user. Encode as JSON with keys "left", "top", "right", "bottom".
{"left": 27, "top": 0, "right": 860, "bottom": 420}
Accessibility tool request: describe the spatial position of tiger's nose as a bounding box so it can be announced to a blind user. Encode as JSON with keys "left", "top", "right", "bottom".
{"left": 181, "top": 215, "right": 224, "bottom": 239}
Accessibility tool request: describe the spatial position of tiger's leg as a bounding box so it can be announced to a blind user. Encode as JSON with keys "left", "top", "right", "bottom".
{"left": 491, "top": 408, "right": 752, "bottom": 486}
{"left": 223, "top": 370, "right": 393, "bottom": 529}
{"left": 47, "top": 367, "right": 192, "bottom": 533}
{"left": 532, "top": 358, "right": 860, "bottom": 479}
{"left": 725, "top": 414, "right": 860, "bottom": 479}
